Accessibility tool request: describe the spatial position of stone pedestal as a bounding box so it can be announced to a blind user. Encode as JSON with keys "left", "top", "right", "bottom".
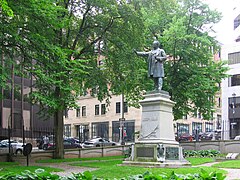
{"left": 123, "top": 91, "right": 190, "bottom": 167}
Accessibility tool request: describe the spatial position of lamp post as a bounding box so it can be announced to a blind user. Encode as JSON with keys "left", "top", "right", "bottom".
{"left": 7, "top": 114, "right": 12, "bottom": 162}
{"left": 119, "top": 93, "right": 125, "bottom": 145}
{"left": 231, "top": 93, "right": 236, "bottom": 139}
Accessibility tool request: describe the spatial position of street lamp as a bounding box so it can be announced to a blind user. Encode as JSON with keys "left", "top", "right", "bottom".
{"left": 231, "top": 93, "right": 236, "bottom": 138}
{"left": 7, "top": 114, "right": 13, "bottom": 162}
{"left": 119, "top": 93, "right": 125, "bottom": 145}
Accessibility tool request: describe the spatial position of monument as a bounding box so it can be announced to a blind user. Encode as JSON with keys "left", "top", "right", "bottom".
{"left": 124, "top": 40, "right": 189, "bottom": 167}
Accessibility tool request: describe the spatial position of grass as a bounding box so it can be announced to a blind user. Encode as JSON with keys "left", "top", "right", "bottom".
{"left": 212, "top": 160, "right": 240, "bottom": 168}
{"left": 186, "top": 157, "right": 214, "bottom": 165}
{"left": 0, "top": 156, "right": 228, "bottom": 179}
{"left": 36, "top": 155, "right": 125, "bottom": 163}
{"left": 0, "top": 162, "right": 62, "bottom": 176}
{"left": 69, "top": 159, "right": 226, "bottom": 179}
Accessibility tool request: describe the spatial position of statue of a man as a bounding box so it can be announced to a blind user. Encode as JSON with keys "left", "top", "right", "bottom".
{"left": 134, "top": 40, "right": 167, "bottom": 91}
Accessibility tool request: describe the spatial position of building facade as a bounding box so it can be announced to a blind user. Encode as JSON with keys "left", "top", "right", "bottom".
{"left": 221, "top": 2, "right": 240, "bottom": 140}
{"left": 64, "top": 91, "right": 221, "bottom": 142}
{"left": 0, "top": 57, "right": 54, "bottom": 140}
{"left": 64, "top": 94, "right": 141, "bottom": 143}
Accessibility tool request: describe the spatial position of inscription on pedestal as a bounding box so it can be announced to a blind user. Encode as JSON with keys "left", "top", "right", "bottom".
{"left": 165, "top": 147, "right": 179, "bottom": 160}
{"left": 136, "top": 147, "right": 154, "bottom": 158}
{"left": 140, "top": 115, "right": 159, "bottom": 139}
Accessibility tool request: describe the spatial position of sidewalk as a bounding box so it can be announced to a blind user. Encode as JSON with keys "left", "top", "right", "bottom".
{"left": 195, "top": 162, "right": 240, "bottom": 180}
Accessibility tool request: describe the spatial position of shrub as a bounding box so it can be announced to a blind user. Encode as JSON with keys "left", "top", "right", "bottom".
{"left": 184, "top": 149, "right": 220, "bottom": 158}
{"left": 0, "top": 169, "right": 226, "bottom": 180}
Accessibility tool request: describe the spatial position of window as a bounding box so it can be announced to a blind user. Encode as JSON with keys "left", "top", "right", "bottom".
{"left": 76, "top": 108, "right": 80, "bottom": 117}
{"left": 197, "top": 112, "right": 201, "bottom": 119}
{"left": 92, "top": 122, "right": 109, "bottom": 138}
{"left": 77, "top": 125, "right": 89, "bottom": 142}
{"left": 205, "top": 122, "right": 213, "bottom": 132}
{"left": 124, "top": 102, "right": 128, "bottom": 113}
{"left": 116, "top": 102, "right": 128, "bottom": 113}
{"left": 82, "top": 106, "right": 86, "bottom": 117}
{"left": 64, "top": 109, "right": 68, "bottom": 118}
{"left": 228, "top": 52, "right": 240, "bottom": 65}
{"left": 101, "top": 104, "right": 106, "bottom": 115}
{"left": 217, "top": 115, "right": 221, "bottom": 129}
{"left": 112, "top": 121, "right": 135, "bottom": 142}
{"left": 95, "top": 105, "right": 99, "bottom": 115}
{"left": 64, "top": 124, "right": 71, "bottom": 137}
{"left": 218, "top": 97, "right": 221, "bottom": 108}
{"left": 116, "top": 102, "right": 120, "bottom": 113}
{"left": 177, "top": 123, "right": 189, "bottom": 135}
{"left": 229, "top": 74, "right": 240, "bottom": 87}
{"left": 192, "top": 122, "right": 202, "bottom": 134}
{"left": 182, "top": 115, "right": 187, "bottom": 119}
{"left": 234, "top": 14, "right": 240, "bottom": 30}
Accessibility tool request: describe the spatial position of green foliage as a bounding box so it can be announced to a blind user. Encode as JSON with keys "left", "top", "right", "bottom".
{"left": 0, "top": 169, "right": 60, "bottom": 180}
{"left": 0, "top": 0, "right": 13, "bottom": 16}
{"left": 137, "top": 0, "right": 228, "bottom": 120}
{"left": 184, "top": 150, "right": 220, "bottom": 158}
{"left": 0, "top": 168, "right": 226, "bottom": 180}
{"left": 1, "top": 0, "right": 146, "bottom": 158}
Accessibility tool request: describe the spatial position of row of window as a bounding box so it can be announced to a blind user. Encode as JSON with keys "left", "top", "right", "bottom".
{"left": 64, "top": 121, "right": 135, "bottom": 142}
{"left": 95, "top": 104, "right": 106, "bottom": 115}
{"left": 177, "top": 122, "right": 214, "bottom": 135}
{"left": 64, "top": 102, "right": 128, "bottom": 118}
{"left": 65, "top": 106, "right": 86, "bottom": 118}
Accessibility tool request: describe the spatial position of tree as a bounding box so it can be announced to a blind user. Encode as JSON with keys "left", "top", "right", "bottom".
{"left": 0, "top": 0, "right": 13, "bottom": 16}
{"left": 1, "top": 0, "right": 145, "bottom": 158}
{"left": 136, "top": 0, "right": 228, "bottom": 120}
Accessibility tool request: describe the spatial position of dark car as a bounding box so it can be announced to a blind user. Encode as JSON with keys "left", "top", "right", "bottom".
{"left": 83, "top": 138, "right": 117, "bottom": 148}
{"left": 177, "top": 133, "right": 194, "bottom": 142}
{"left": 46, "top": 139, "right": 82, "bottom": 150}
{"left": 65, "top": 137, "right": 81, "bottom": 144}
{"left": 199, "top": 132, "right": 213, "bottom": 141}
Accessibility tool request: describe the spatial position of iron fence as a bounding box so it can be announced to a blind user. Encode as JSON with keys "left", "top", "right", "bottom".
{"left": 0, "top": 127, "right": 54, "bottom": 142}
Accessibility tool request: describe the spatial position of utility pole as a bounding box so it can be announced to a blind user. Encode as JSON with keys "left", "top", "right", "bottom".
{"left": 119, "top": 93, "right": 125, "bottom": 145}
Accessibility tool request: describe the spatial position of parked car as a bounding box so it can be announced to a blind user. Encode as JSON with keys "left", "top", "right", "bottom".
{"left": 234, "top": 135, "right": 240, "bottom": 140}
{"left": 0, "top": 139, "right": 23, "bottom": 154}
{"left": 0, "top": 143, "right": 12, "bottom": 154}
{"left": 82, "top": 138, "right": 117, "bottom": 148}
{"left": 65, "top": 137, "right": 81, "bottom": 144}
{"left": 46, "top": 139, "right": 82, "bottom": 150}
{"left": 177, "top": 133, "right": 194, "bottom": 142}
{"left": 199, "top": 132, "right": 213, "bottom": 141}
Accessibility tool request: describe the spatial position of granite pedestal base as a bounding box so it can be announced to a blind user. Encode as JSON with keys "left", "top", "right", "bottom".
{"left": 123, "top": 91, "right": 190, "bottom": 167}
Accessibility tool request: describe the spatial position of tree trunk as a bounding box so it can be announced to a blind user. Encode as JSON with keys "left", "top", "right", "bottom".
{"left": 54, "top": 109, "right": 64, "bottom": 159}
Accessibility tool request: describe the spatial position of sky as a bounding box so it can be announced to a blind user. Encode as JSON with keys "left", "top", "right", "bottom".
{"left": 202, "top": 0, "right": 237, "bottom": 45}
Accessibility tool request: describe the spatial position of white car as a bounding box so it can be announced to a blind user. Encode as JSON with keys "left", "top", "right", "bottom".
{"left": 0, "top": 139, "right": 24, "bottom": 154}
{"left": 234, "top": 135, "right": 240, "bottom": 140}
{"left": 0, "top": 143, "right": 12, "bottom": 154}
{"left": 83, "top": 138, "right": 117, "bottom": 148}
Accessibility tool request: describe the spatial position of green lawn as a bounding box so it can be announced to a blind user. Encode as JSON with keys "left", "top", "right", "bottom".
{"left": 69, "top": 159, "right": 226, "bottom": 179}
{"left": 0, "top": 156, "right": 229, "bottom": 179}
{"left": 36, "top": 155, "right": 125, "bottom": 163}
{"left": 186, "top": 157, "right": 214, "bottom": 165}
{"left": 212, "top": 160, "right": 240, "bottom": 169}
{"left": 0, "top": 162, "right": 62, "bottom": 176}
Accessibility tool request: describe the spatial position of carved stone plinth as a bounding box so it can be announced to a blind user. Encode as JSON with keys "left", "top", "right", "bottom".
{"left": 123, "top": 91, "right": 190, "bottom": 167}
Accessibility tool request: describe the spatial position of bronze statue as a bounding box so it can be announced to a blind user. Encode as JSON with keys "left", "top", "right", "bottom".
{"left": 134, "top": 40, "right": 167, "bottom": 91}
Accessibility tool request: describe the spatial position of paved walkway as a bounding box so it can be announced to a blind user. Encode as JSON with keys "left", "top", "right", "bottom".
{"left": 195, "top": 162, "right": 240, "bottom": 180}
{"left": 31, "top": 161, "right": 240, "bottom": 179}
{"left": 30, "top": 162, "right": 97, "bottom": 177}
